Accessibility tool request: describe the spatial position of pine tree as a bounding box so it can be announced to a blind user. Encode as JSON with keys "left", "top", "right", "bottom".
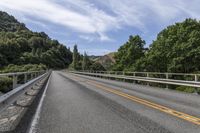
{"left": 72, "top": 45, "right": 78, "bottom": 70}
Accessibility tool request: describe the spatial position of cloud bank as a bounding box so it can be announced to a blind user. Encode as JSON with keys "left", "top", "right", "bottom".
{"left": 1, "top": 0, "right": 200, "bottom": 42}
{"left": 0, "top": 0, "right": 200, "bottom": 55}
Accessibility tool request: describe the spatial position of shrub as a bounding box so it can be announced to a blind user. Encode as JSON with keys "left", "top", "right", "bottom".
{"left": 0, "top": 64, "right": 47, "bottom": 73}
{"left": 0, "top": 77, "right": 12, "bottom": 93}
{"left": 175, "top": 86, "right": 196, "bottom": 93}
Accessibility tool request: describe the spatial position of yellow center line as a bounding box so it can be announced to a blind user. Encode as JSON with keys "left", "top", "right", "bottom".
{"left": 70, "top": 74, "right": 200, "bottom": 126}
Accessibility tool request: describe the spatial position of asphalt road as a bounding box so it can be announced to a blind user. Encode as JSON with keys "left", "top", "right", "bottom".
{"left": 30, "top": 71, "right": 200, "bottom": 133}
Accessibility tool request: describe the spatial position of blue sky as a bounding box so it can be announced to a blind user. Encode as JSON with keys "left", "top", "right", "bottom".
{"left": 0, "top": 0, "right": 200, "bottom": 55}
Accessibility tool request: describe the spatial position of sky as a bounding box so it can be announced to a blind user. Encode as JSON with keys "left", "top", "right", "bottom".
{"left": 0, "top": 0, "right": 200, "bottom": 55}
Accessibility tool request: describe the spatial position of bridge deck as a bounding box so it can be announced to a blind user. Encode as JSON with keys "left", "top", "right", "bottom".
{"left": 28, "top": 71, "right": 200, "bottom": 133}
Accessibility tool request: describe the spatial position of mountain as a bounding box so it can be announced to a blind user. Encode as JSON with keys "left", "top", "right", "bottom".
{"left": 0, "top": 11, "right": 72, "bottom": 69}
{"left": 0, "top": 11, "right": 28, "bottom": 32}
{"left": 94, "top": 52, "right": 115, "bottom": 70}
{"left": 88, "top": 55, "right": 101, "bottom": 61}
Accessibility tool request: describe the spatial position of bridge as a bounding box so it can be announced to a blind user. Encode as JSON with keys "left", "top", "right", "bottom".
{"left": 0, "top": 71, "right": 200, "bottom": 133}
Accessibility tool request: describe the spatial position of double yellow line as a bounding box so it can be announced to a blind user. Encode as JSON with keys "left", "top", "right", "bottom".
{"left": 71, "top": 75, "right": 200, "bottom": 126}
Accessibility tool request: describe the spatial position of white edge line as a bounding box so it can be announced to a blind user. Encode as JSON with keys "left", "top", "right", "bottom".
{"left": 28, "top": 73, "right": 52, "bottom": 133}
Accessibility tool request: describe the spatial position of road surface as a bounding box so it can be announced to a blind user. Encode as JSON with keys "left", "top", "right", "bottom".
{"left": 28, "top": 71, "right": 200, "bottom": 133}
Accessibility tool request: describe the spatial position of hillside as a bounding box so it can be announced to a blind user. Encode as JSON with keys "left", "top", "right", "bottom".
{"left": 94, "top": 52, "right": 115, "bottom": 70}
{"left": 0, "top": 11, "right": 72, "bottom": 70}
{"left": 88, "top": 55, "right": 101, "bottom": 61}
{"left": 0, "top": 11, "right": 28, "bottom": 32}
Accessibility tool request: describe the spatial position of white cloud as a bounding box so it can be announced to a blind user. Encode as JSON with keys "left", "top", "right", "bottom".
{"left": 23, "top": 18, "right": 48, "bottom": 29}
{"left": 79, "top": 35, "right": 94, "bottom": 42}
{"left": 0, "top": 0, "right": 200, "bottom": 43}
{"left": 0, "top": 0, "right": 95, "bottom": 32}
{"left": 97, "top": 0, "right": 200, "bottom": 25}
{"left": 79, "top": 48, "right": 112, "bottom": 56}
{"left": 0, "top": 0, "right": 116, "bottom": 41}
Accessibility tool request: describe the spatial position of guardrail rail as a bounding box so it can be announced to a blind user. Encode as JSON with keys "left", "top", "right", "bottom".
{"left": 0, "top": 70, "right": 50, "bottom": 113}
{"left": 0, "top": 71, "right": 46, "bottom": 89}
{"left": 70, "top": 71, "right": 200, "bottom": 93}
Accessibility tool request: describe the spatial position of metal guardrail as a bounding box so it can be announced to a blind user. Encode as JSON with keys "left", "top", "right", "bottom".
{"left": 0, "top": 71, "right": 50, "bottom": 113}
{"left": 70, "top": 71, "right": 200, "bottom": 92}
{"left": 76, "top": 71, "right": 200, "bottom": 81}
{"left": 0, "top": 71, "right": 46, "bottom": 89}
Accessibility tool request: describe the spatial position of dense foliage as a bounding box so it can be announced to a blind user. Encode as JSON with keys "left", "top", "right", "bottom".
{"left": 1, "top": 11, "right": 199, "bottom": 93}
{"left": 82, "top": 52, "right": 91, "bottom": 70}
{"left": 113, "top": 19, "right": 200, "bottom": 73}
{"left": 0, "top": 64, "right": 46, "bottom": 73}
{"left": 0, "top": 64, "right": 47, "bottom": 93}
{"left": 112, "top": 35, "right": 146, "bottom": 71}
{"left": 90, "top": 62, "right": 106, "bottom": 71}
{"left": 0, "top": 77, "right": 12, "bottom": 93}
{"left": 142, "top": 19, "right": 200, "bottom": 73}
{"left": 70, "top": 45, "right": 105, "bottom": 71}
{"left": 111, "top": 19, "right": 200, "bottom": 93}
{"left": 0, "top": 11, "right": 72, "bottom": 70}
{"left": 0, "top": 11, "right": 73, "bottom": 93}
{"left": 0, "top": 11, "right": 27, "bottom": 32}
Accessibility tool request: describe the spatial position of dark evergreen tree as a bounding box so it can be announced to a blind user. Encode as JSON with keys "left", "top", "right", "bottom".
{"left": 72, "top": 45, "right": 79, "bottom": 70}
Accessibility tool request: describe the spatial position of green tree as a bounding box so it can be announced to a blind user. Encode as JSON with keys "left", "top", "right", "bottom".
{"left": 113, "top": 35, "right": 145, "bottom": 71}
{"left": 72, "top": 45, "right": 79, "bottom": 70}
{"left": 144, "top": 18, "right": 200, "bottom": 73}
{"left": 90, "top": 62, "right": 106, "bottom": 71}
{"left": 82, "top": 52, "right": 90, "bottom": 70}
{"left": 0, "top": 11, "right": 72, "bottom": 70}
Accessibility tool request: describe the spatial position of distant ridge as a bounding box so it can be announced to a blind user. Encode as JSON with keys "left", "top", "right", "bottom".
{"left": 91, "top": 52, "right": 115, "bottom": 70}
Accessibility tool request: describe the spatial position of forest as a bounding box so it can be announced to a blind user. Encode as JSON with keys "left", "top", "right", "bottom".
{"left": 0, "top": 11, "right": 72, "bottom": 92}
{"left": 1, "top": 11, "right": 200, "bottom": 93}
{"left": 112, "top": 18, "right": 200, "bottom": 73}
{"left": 72, "top": 18, "right": 200, "bottom": 74}
{"left": 1, "top": 11, "right": 200, "bottom": 74}
{"left": 0, "top": 11, "right": 72, "bottom": 73}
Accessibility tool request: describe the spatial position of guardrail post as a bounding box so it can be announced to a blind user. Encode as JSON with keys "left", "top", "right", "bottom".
{"left": 133, "top": 72, "right": 136, "bottom": 83}
{"left": 35, "top": 72, "right": 37, "bottom": 78}
{"left": 108, "top": 71, "right": 110, "bottom": 80}
{"left": 147, "top": 73, "right": 149, "bottom": 86}
{"left": 13, "top": 75, "right": 18, "bottom": 89}
{"left": 99, "top": 71, "right": 101, "bottom": 78}
{"left": 24, "top": 74, "right": 27, "bottom": 83}
{"left": 166, "top": 73, "right": 169, "bottom": 89}
{"left": 195, "top": 75, "right": 198, "bottom": 82}
{"left": 31, "top": 73, "right": 33, "bottom": 80}
{"left": 146, "top": 73, "right": 149, "bottom": 77}
{"left": 123, "top": 71, "right": 125, "bottom": 82}
{"left": 99, "top": 71, "right": 101, "bottom": 77}
{"left": 115, "top": 72, "right": 118, "bottom": 81}
{"left": 194, "top": 75, "right": 199, "bottom": 94}
{"left": 94, "top": 71, "right": 96, "bottom": 77}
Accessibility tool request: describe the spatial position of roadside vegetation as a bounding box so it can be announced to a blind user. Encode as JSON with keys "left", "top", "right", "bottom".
{"left": 70, "top": 19, "right": 200, "bottom": 93}
{"left": 0, "top": 11, "right": 72, "bottom": 93}
{"left": 0, "top": 77, "right": 12, "bottom": 93}
{"left": 110, "top": 19, "right": 200, "bottom": 93}
{"left": 69, "top": 45, "right": 106, "bottom": 71}
{"left": 0, "top": 64, "right": 47, "bottom": 73}
{"left": 0, "top": 11, "right": 200, "bottom": 93}
{"left": 0, "top": 11, "right": 72, "bottom": 71}
{"left": 113, "top": 19, "right": 200, "bottom": 73}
